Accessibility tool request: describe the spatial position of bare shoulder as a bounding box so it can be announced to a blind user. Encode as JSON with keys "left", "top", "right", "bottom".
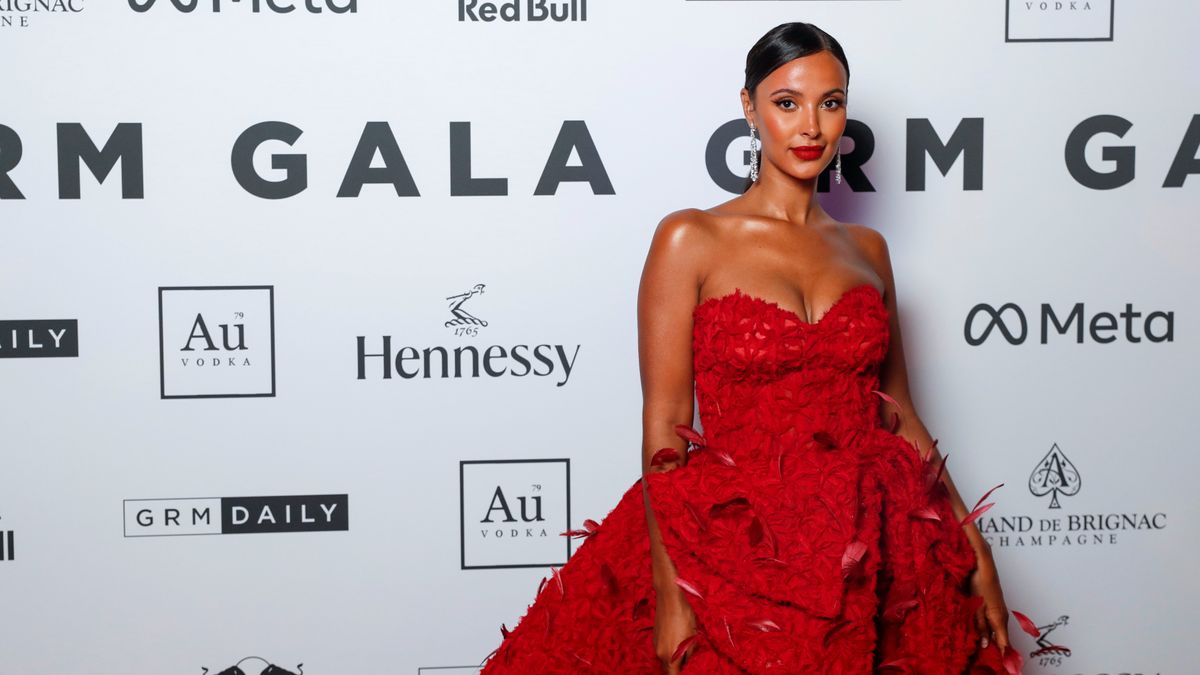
{"left": 646, "top": 207, "right": 721, "bottom": 271}
{"left": 842, "top": 222, "right": 893, "bottom": 274}
{"left": 843, "top": 222, "right": 887, "bottom": 257}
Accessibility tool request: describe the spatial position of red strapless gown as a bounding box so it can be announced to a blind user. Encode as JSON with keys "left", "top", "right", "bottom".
{"left": 480, "top": 283, "right": 1023, "bottom": 674}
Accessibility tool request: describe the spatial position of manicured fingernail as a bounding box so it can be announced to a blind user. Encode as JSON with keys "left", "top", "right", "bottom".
{"left": 981, "top": 636, "right": 989, "bottom": 648}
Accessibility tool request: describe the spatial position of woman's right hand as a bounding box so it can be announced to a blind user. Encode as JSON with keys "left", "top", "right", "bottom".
{"left": 655, "top": 589, "right": 698, "bottom": 674}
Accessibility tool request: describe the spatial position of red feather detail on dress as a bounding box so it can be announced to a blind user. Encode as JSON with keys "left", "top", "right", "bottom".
{"left": 1002, "top": 644, "right": 1024, "bottom": 674}
{"left": 1011, "top": 609, "right": 1041, "bottom": 637}
{"left": 746, "top": 618, "right": 781, "bottom": 632}
{"left": 670, "top": 634, "right": 699, "bottom": 663}
{"left": 650, "top": 447, "right": 680, "bottom": 466}
{"left": 872, "top": 388, "right": 902, "bottom": 410}
{"left": 961, "top": 502, "right": 995, "bottom": 527}
{"left": 971, "top": 483, "right": 1005, "bottom": 514}
{"left": 923, "top": 437, "right": 940, "bottom": 462}
{"left": 631, "top": 597, "right": 649, "bottom": 621}
{"left": 708, "top": 496, "right": 750, "bottom": 518}
{"left": 560, "top": 518, "right": 599, "bottom": 539}
{"left": 883, "top": 598, "right": 920, "bottom": 622}
{"left": 674, "top": 577, "right": 704, "bottom": 602}
{"left": 841, "top": 539, "right": 868, "bottom": 580}
{"left": 710, "top": 448, "right": 736, "bottom": 466}
{"left": 909, "top": 506, "right": 941, "bottom": 522}
{"left": 673, "top": 423, "right": 706, "bottom": 447}
{"left": 878, "top": 656, "right": 916, "bottom": 672}
{"left": 549, "top": 566, "right": 564, "bottom": 597}
{"left": 683, "top": 500, "right": 707, "bottom": 532}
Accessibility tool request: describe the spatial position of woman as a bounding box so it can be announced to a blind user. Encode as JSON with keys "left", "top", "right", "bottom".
{"left": 480, "top": 22, "right": 1040, "bottom": 674}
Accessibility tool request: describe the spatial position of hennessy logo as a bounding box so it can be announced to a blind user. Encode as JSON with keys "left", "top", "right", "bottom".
{"left": 1029, "top": 614, "right": 1072, "bottom": 659}
{"left": 445, "top": 283, "right": 489, "bottom": 331}
{"left": 1027, "top": 442, "right": 1081, "bottom": 508}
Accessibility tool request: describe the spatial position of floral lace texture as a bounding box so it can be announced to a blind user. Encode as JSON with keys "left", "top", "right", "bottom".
{"left": 480, "top": 284, "right": 1039, "bottom": 674}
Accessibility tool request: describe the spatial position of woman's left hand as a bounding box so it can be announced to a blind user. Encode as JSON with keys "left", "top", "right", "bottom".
{"left": 968, "top": 543, "right": 1011, "bottom": 652}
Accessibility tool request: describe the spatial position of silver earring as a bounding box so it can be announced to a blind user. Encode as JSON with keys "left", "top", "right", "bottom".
{"left": 834, "top": 140, "right": 842, "bottom": 185}
{"left": 749, "top": 124, "right": 759, "bottom": 183}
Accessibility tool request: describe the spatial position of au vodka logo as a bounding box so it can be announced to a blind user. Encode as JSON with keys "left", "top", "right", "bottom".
{"left": 460, "top": 459, "right": 570, "bottom": 569}
{"left": 158, "top": 286, "right": 276, "bottom": 399}
{"left": 124, "top": 494, "right": 348, "bottom": 537}
{"left": 1006, "top": 0, "right": 1114, "bottom": 42}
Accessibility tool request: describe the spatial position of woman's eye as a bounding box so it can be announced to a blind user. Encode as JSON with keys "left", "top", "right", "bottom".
{"left": 824, "top": 99, "right": 844, "bottom": 110}
{"left": 775, "top": 99, "right": 795, "bottom": 110}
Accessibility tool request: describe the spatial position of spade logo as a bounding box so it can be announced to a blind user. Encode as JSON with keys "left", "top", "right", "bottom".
{"left": 1027, "top": 442, "right": 1081, "bottom": 509}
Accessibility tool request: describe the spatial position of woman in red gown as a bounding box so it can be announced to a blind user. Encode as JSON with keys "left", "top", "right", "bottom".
{"left": 480, "top": 22, "right": 1043, "bottom": 674}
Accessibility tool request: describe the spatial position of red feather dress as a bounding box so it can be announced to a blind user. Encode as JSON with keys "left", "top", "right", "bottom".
{"left": 480, "top": 283, "right": 1033, "bottom": 673}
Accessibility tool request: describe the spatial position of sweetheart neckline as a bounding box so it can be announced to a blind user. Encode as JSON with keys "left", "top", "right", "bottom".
{"left": 693, "top": 282, "right": 883, "bottom": 328}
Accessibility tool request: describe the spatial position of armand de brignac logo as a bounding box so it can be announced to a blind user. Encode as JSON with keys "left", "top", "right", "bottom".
{"left": 1027, "top": 442, "right": 1081, "bottom": 508}
{"left": 445, "top": 283, "right": 489, "bottom": 334}
{"left": 202, "top": 656, "right": 303, "bottom": 675}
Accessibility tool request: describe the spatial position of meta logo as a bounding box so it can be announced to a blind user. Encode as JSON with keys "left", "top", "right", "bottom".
{"left": 962, "top": 297, "right": 1174, "bottom": 346}
{"left": 460, "top": 459, "right": 571, "bottom": 569}
{"left": 1006, "top": 0, "right": 1114, "bottom": 42}
{"left": 158, "top": 285, "right": 276, "bottom": 398}
{"left": 130, "top": 0, "right": 355, "bottom": 13}
{"left": 124, "top": 494, "right": 348, "bottom": 537}
{"left": 458, "top": 0, "right": 587, "bottom": 22}
{"left": 0, "top": 319, "right": 78, "bottom": 358}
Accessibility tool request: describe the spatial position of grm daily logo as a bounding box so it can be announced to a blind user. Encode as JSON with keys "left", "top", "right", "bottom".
{"left": 124, "top": 494, "right": 348, "bottom": 537}
{"left": 0, "top": 319, "right": 78, "bottom": 358}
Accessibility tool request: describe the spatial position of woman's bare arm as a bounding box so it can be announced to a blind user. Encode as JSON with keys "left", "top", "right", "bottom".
{"left": 638, "top": 209, "right": 709, "bottom": 587}
{"left": 855, "top": 226, "right": 989, "bottom": 553}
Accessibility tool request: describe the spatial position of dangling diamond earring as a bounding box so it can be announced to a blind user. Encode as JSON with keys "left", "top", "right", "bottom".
{"left": 749, "top": 123, "right": 759, "bottom": 183}
{"left": 834, "top": 139, "right": 842, "bottom": 185}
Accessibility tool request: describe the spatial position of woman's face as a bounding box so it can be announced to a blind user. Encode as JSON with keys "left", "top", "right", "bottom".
{"left": 741, "top": 51, "right": 849, "bottom": 183}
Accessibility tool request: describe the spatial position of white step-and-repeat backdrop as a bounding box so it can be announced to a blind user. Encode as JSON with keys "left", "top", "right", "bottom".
{"left": 3, "top": 1, "right": 1196, "bottom": 673}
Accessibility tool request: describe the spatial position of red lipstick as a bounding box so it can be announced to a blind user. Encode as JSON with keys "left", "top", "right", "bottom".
{"left": 790, "top": 146, "right": 824, "bottom": 161}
